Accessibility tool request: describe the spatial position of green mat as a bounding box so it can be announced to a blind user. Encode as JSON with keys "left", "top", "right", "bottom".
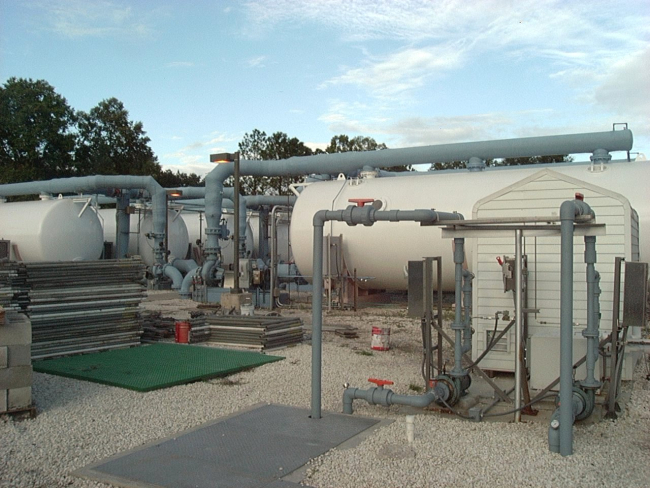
{"left": 33, "top": 343, "right": 283, "bottom": 392}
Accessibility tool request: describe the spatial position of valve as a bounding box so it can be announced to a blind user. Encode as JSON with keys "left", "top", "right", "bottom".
{"left": 368, "top": 378, "right": 394, "bottom": 388}
{"left": 348, "top": 198, "right": 375, "bottom": 207}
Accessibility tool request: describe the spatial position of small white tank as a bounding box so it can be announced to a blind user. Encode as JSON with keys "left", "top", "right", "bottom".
{"left": 0, "top": 198, "right": 103, "bottom": 262}
{"left": 180, "top": 211, "right": 254, "bottom": 268}
{"left": 100, "top": 207, "right": 190, "bottom": 266}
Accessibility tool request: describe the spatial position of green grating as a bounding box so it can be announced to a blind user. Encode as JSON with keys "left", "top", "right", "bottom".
{"left": 33, "top": 343, "right": 283, "bottom": 392}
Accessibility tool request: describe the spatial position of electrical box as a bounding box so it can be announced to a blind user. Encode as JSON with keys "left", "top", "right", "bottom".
{"left": 407, "top": 260, "right": 424, "bottom": 318}
{"left": 623, "top": 261, "right": 648, "bottom": 328}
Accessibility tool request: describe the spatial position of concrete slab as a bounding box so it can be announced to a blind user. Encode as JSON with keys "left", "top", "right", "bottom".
{"left": 76, "top": 403, "right": 383, "bottom": 488}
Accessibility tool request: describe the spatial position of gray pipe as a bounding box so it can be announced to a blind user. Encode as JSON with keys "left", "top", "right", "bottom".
{"left": 462, "top": 269, "right": 474, "bottom": 354}
{"left": 115, "top": 193, "right": 130, "bottom": 259}
{"left": 179, "top": 266, "right": 200, "bottom": 299}
{"left": 311, "top": 205, "right": 461, "bottom": 419}
{"left": 162, "top": 264, "right": 183, "bottom": 290}
{"left": 203, "top": 129, "right": 631, "bottom": 286}
{"left": 558, "top": 196, "right": 595, "bottom": 456}
{"left": 582, "top": 235, "right": 600, "bottom": 390}
{"left": 170, "top": 258, "right": 199, "bottom": 274}
{"left": 451, "top": 238, "right": 466, "bottom": 377}
{"left": 342, "top": 385, "right": 438, "bottom": 414}
{"left": 0, "top": 175, "right": 167, "bottom": 265}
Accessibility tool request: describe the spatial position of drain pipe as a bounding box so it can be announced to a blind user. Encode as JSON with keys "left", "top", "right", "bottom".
{"left": 343, "top": 379, "right": 451, "bottom": 414}
{"left": 555, "top": 194, "right": 595, "bottom": 456}
{"left": 311, "top": 205, "right": 462, "bottom": 419}
{"left": 462, "top": 269, "right": 474, "bottom": 354}
{"left": 0, "top": 176, "right": 167, "bottom": 266}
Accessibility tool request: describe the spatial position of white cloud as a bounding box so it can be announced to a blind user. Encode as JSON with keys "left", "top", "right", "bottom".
{"left": 161, "top": 132, "right": 238, "bottom": 177}
{"left": 31, "top": 0, "right": 157, "bottom": 39}
{"left": 247, "top": 56, "right": 267, "bottom": 68}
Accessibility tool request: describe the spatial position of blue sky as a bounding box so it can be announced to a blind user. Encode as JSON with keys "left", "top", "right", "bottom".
{"left": 1, "top": 0, "right": 649, "bottom": 176}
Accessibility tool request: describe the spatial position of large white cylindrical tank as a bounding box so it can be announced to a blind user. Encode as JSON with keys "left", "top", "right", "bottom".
{"left": 180, "top": 211, "right": 254, "bottom": 268}
{"left": 100, "top": 208, "right": 190, "bottom": 266}
{"left": 290, "top": 160, "right": 650, "bottom": 290}
{"left": 0, "top": 198, "right": 104, "bottom": 262}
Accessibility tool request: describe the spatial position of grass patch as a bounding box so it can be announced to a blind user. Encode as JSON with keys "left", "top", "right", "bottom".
{"left": 408, "top": 383, "right": 424, "bottom": 393}
{"left": 355, "top": 350, "right": 374, "bottom": 357}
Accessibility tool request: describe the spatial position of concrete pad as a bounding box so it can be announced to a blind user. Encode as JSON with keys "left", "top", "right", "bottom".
{"left": 7, "top": 386, "right": 31, "bottom": 410}
{"left": 0, "top": 366, "right": 32, "bottom": 389}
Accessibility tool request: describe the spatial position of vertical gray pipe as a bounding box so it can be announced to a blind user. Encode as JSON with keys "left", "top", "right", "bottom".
{"left": 311, "top": 212, "right": 326, "bottom": 419}
{"left": 557, "top": 197, "right": 594, "bottom": 456}
{"left": 583, "top": 235, "right": 599, "bottom": 389}
{"left": 451, "top": 238, "right": 465, "bottom": 377}
{"left": 514, "top": 229, "right": 523, "bottom": 423}
{"left": 233, "top": 155, "right": 241, "bottom": 293}
{"left": 424, "top": 258, "right": 433, "bottom": 386}
{"left": 462, "top": 269, "right": 474, "bottom": 354}
{"left": 559, "top": 201, "right": 575, "bottom": 456}
{"left": 115, "top": 193, "right": 130, "bottom": 259}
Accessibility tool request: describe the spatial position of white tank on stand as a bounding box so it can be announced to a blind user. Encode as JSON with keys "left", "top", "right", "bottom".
{"left": 0, "top": 198, "right": 103, "bottom": 261}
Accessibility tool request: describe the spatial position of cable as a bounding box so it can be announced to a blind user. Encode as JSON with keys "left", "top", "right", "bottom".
{"left": 435, "top": 396, "right": 475, "bottom": 420}
{"left": 482, "top": 393, "right": 556, "bottom": 418}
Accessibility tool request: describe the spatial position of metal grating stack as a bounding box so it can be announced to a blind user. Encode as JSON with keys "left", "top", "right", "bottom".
{"left": 0, "top": 262, "right": 28, "bottom": 311}
{"left": 22, "top": 259, "right": 147, "bottom": 359}
{"left": 190, "top": 314, "right": 304, "bottom": 351}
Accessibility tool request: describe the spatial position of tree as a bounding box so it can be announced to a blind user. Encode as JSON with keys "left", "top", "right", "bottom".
{"left": 155, "top": 168, "right": 203, "bottom": 188}
{"left": 325, "top": 134, "right": 387, "bottom": 153}
{"left": 325, "top": 134, "right": 411, "bottom": 172}
{"left": 0, "top": 77, "right": 78, "bottom": 183}
{"left": 76, "top": 98, "right": 161, "bottom": 176}
{"left": 236, "top": 130, "right": 314, "bottom": 195}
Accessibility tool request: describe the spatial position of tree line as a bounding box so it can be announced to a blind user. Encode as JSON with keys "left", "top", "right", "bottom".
{"left": 1, "top": 77, "right": 570, "bottom": 196}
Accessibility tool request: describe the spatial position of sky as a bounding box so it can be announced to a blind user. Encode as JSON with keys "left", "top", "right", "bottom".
{"left": 1, "top": 0, "right": 649, "bottom": 177}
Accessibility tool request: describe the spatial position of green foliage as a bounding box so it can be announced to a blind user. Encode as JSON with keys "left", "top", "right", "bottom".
{"left": 325, "top": 134, "right": 387, "bottom": 153}
{"left": 155, "top": 168, "right": 203, "bottom": 188}
{"left": 1, "top": 78, "right": 199, "bottom": 187}
{"left": 326, "top": 134, "right": 410, "bottom": 172}
{"left": 0, "top": 77, "right": 78, "bottom": 183}
{"left": 408, "top": 383, "right": 424, "bottom": 393}
{"left": 236, "top": 129, "right": 314, "bottom": 195}
{"left": 76, "top": 97, "right": 161, "bottom": 176}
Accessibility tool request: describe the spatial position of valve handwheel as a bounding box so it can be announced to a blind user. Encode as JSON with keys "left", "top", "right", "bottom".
{"left": 368, "top": 378, "right": 394, "bottom": 387}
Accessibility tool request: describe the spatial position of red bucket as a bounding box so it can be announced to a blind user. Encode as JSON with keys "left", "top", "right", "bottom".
{"left": 175, "top": 321, "right": 191, "bottom": 344}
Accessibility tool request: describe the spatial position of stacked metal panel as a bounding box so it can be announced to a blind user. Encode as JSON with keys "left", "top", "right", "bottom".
{"left": 190, "top": 315, "right": 304, "bottom": 351}
{"left": 22, "top": 260, "right": 146, "bottom": 359}
{"left": 0, "top": 262, "right": 28, "bottom": 311}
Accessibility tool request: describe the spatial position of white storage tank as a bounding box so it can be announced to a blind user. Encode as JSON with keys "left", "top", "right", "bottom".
{"left": 180, "top": 210, "right": 254, "bottom": 268}
{"left": 290, "top": 159, "right": 650, "bottom": 291}
{"left": 100, "top": 207, "right": 190, "bottom": 266}
{"left": 0, "top": 198, "right": 103, "bottom": 261}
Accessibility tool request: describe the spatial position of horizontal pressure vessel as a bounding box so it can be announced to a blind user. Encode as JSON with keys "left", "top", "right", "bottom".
{"left": 290, "top": 159, "right": 650, "bottom": 290}
{"left": 100, "top": 208, "right": 190, "bottom": 266}
{"left": 0, "top": 198, "right": 103, "bottom": 262}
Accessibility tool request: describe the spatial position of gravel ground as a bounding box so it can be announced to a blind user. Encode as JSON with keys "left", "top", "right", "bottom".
{"left": 1, "top": 293, "right": 649, "bottom": 487}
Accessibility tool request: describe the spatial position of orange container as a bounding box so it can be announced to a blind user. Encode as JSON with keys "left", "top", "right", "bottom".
{"left": 175, "top": 321, "right": 191, "bottom": 344}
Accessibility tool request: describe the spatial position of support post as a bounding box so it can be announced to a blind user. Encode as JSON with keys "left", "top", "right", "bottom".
{"left": 514, "top": 229, "right": 523, "bottom": 422}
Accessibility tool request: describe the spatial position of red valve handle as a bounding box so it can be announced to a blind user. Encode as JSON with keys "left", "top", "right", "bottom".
{"left": 496, "top": 256, "right": 503, "bottom": 266}
{"left": 348, "top": 198, "right": 375, "bottom": 207}
{"left": 368, "top": 378, "right": 394, "bottom": 387}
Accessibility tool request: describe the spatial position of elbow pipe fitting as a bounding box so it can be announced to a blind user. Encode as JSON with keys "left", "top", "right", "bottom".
{"left": 162, "top": 264, "right": 183, "bottom": 290}
{"left": 180, "top": 266, "right": 201, "bottom": 299}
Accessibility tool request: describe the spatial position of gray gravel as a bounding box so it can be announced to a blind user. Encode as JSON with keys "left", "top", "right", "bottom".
{"left": 1, "top": 300, "right": 649, "bottom": 487}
